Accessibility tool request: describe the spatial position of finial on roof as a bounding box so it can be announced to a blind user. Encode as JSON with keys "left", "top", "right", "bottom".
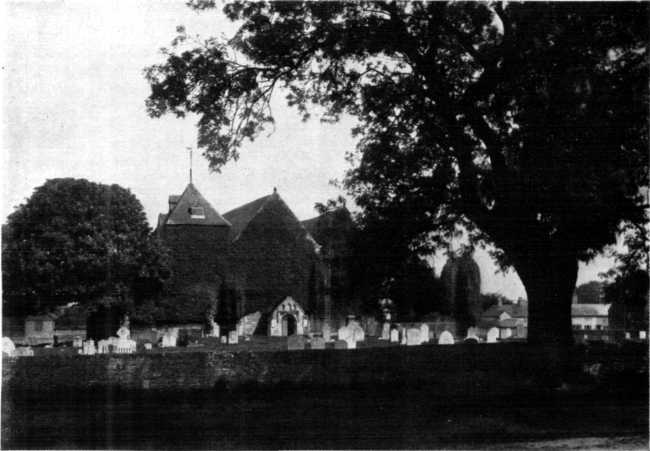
{"left": 187, "top": 146, "right": 193, "bottom": 185}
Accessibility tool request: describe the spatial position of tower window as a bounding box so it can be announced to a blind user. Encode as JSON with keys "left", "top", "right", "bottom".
{"left": 189, "top": 206, "right": 205, "bottom": 219}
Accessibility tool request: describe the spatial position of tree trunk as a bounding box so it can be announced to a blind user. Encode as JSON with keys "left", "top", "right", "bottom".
{"left": 516, "top": 253, "right": 578, "bottom": 347}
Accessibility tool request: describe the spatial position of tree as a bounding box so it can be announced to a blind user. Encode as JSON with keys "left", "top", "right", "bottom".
{"left": 145, "top": 2, "right": 648, "bottom": 345}
{"left": 441, "top": 248, "right": 481, "bottom": 334}
{"left": 2, "top": 178, "right": 170, "bottom": 316}
{"left": 575, "top": 281, "right": 604, "bottom": 304}
{"left": 605, "top": 269, "right": 648, "bottom": 331}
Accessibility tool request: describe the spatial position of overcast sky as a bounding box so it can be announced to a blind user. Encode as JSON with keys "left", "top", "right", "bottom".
{"left": 1, "top": 0, "right": 615, "bottom": 300}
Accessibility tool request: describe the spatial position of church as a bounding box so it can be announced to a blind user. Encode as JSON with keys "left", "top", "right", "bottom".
{"left": 156, "top": 182, "right": 350, "bottom": 335}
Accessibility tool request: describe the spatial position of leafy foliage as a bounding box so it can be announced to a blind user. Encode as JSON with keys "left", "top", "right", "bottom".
{"left": 2, "top": 178, "right": 170, "bottom": 316}
{"left": 145, "top": 2, "right": 648, "bottom": 344}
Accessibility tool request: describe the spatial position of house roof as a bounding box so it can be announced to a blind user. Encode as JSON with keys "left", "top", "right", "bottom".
{"left": 163, "top": 183, "right": 231, "bottom": 227}
{"left": 498, "top": 318, "right": 519, "bottom": 328}
{"left": 482, "top": 302, "right": 528, "bottom": 320}
{"left": 571, "top": 304, "right": 610, "bottom": 317}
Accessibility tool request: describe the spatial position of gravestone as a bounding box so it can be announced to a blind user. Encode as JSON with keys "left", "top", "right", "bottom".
{"left": 2, "top": 337, "right": 15, "bottom": 357}
{"left": 390, "top": 329, "right": 399, "bottom": 343}
{"left": 406, "top": 328, "right": 421, "bottom": 346}
{"left": 207, "top": 318, "right": 220, "bottom": 338}
{"left": 161, "top": 328, "right": 179, "bottom": 348}
{"left": 333, "top": 339, "right": 348, "bottom": 349}
{"left": 228, "top": 330, "right": 239, "bottom": 344}
{"left": 419, "top": 324, "right": 430, "bottom": 344}
{"left": 287, "top": 335, "right": 307, "bottom": 350}
{"left": 97, "top": 339, "right": 111, "bottom": 354}
{"left": 144, "top": 343, "right": 153, "bottom": 351}
{"left": 639, "top": 330, "right": 647, "bottom": 340}
{"left": 347, "top": 320, "right": 365, "bottom": 342}
{"left": 220, "top": 336, "right": 228, "bottom": 344}
{"left": 310, "top": 336, "right": 326, "bottom": 350}
{"left": 380, "top": 323, "right": 391, "bottom": 340}
{"left": 464, "top": 337, "right": 479, "bottom": 344}
{"left": 322, "top": 323, "right": 332, "bottom": 342}
{"left": 466, "top": 327, "right": 480, "bottom": 342}
{"left": 237, "top": 311, "right": 261, "bottom": 337}
{"left": 625, "top": 332, "right": 631, "bottom": 340}
{"left": 438, "top": 330, "right": 455, "bottom": 345}
{"left": 486, "top": 327, "right": 499, "bottom": 343}
{"left": 82, "top": 339, "right": 96, "bottom": 355}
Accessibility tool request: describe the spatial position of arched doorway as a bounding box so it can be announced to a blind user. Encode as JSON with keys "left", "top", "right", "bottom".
{"left": 281, "top": 314, "right": 297, "bottom": 336}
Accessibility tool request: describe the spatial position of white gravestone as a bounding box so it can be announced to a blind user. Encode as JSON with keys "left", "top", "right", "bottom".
{"left": 381, "top": 323, "right": 391, "bottom": 340}
{"left": 487, "top": 327, "right": 499, "bottom": 343}
{"left": 115, "top": 325, "right": 136, "bottom": 354}
{"left": 322, "top": 323, "right": 332, "bottom": 342}
{"left": 419, "top": 324, "right": 430, "bottom": 344}
{"left": 438, "top": 330, "right": 455, "bottom": 345}
{"left": 2, "top": 337, "right": 15, "bottom": 357}
{"left": 220, "top": 335, "right": 227, "bottom": 344}
{"left": 144, "top": 343, "right": 153, "bottom": 351}
{"left": 639, "top": 330, "right": 647, "bottom": 340}
{"left": 207, "top": 318, "right": 220, "bottom": 338}
{"left": 228, "top": 330, "right": 239, "bottom": 344}
{"left": 237, "top": 311, "right": 261, "bottom": 337}
{"left": 161, "top": 328, "right": 179, "bottom": 348}
{"left": 97, "top": 339, "right": 111, "bottom": 354}
{"left": 406, "top": 328, "right": 421, "bottom": 346}
{"left": 338, "top": 326, "right": 357, "bottom": 349}
{"left": 390, "top": 328, "right": 399, "bottom": 343}
{"left": 625, "top": 332, "right": 631, "bottom": 340}
{"left": 83, "top": 340, "right": 97, "bottom": 355}
{"left": 347, "top": 320, "right": 365, "bottom": 342}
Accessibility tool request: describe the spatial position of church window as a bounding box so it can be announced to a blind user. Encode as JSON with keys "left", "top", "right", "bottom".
{"left": 189, "top": 206, "right": 205, "bottom": 218}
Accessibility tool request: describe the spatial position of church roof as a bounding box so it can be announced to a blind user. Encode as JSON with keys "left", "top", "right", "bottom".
{"left": 163, "top": 183, "right": 231, "bottom": 226}
{"left": 223, "top": 193, "right": 275, "bottom": 241}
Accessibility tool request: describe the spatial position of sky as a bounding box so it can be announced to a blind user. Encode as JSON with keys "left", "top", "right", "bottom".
{"left": 1, "top": 0, "right": 616, "bottom": 300}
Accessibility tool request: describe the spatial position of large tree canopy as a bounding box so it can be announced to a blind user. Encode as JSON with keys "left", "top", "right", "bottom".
{"left": 2, "top": 178, "right": 170, "bottom": 316}
{"left": 145, "top": 2, "right": 648, "bottom": 345}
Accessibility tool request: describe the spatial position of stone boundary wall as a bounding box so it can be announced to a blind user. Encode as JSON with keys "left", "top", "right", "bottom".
{"left": 3, "top": 342, "right": 645, "bottom": 395}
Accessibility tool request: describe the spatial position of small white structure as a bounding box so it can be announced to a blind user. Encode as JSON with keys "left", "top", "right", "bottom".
{"left": 161, "top": 328, "right": 179, "bottom": 348}
{"left": 114, "top": 324, "right": 136, "bottom": 354}
{"left": 390, "top": 329, "right": 399, "bottom": 343}
{"left": 380, "top": 323, "right": 391, "bottom": 340}
{"left": 269, "top": 297, "right": 308, "bottom": 336}
{"left": 237, "top": 311, "right": 260, "bottom": 338}
{"left": 82, "top": 339, "right": 96, "bottom": 355}
{"left": 406, "top": 328, "right": 421, "bottom": 346}
{"left": 3, "top": 337, "right": 16, "bottom": 357}
{"left": 97, "top": 339, "right": 111, "bottom": 354}
{"left": 144, "top": 343, "right": 153, "bottom": 351}
{"left": 419, "top": 324, "right": 430, "bottom": 344}
{"left": 640, "top": 330, "right": 647, "bottom": 340}
{"left": 400, "top": 327, "right": 407, "bottom": 345}
{"left": 228, "top": 330, "right": 239, "bottom": 344}
{"left": 486, "top": 327, "right": 499, "bottom": 343}
{"left": 207, "top": 318, "right": 220, "bottom": 338}
{"left": 322, "top": 323, "right": 332, "bottom": 342}
{"left": 438, "top": 330, "right": 455, "bottom": 345}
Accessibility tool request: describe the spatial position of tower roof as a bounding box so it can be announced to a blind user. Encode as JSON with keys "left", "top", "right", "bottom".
{"left": 163, "top": 183, "right": 231, "bottom": 226}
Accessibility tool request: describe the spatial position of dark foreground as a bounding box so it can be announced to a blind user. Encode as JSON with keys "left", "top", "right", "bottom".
{"left": 3, "top": 379, "right": 647, "bottom": 450}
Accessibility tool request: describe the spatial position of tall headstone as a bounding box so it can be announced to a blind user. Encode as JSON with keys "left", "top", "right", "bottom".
{"left": 228, "top": 330, "right": 239, "bottom": 344}
{"left": 419, "top": 324, "right": 430, "bottom": 344}
{"left": 381, "top": 323, "right": 391, "bottom": 340}
{"left": 322, "top": 323, "right": 332, "bottom": 342}
{"left": 406, "top": 328, "right": 421, "bottom": 346}
{"left": 73, "top": 336, "right": 83, "bottom": 348}
{"left": 390, "top": 329, "right": 399, "bottom": 343}
{"left": 438, "top": 330, "right": 455, "bottom": 345}
{"left": 400, "top": 327, "right": 407, "bottom": 345}
{"left": 161, "top": 328, "right": 179, "bottom": 348}
{"left": 3, "top": 336, "right": 16, "bottom": 357}
{"left": 237, "top": 311, "right": 261, "bottom": 337}
{"left": 486, "top": 327, "right": 499, "bottom": 343}
{"left": 639, "top": 330, "right": 647, "bottom": 340}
